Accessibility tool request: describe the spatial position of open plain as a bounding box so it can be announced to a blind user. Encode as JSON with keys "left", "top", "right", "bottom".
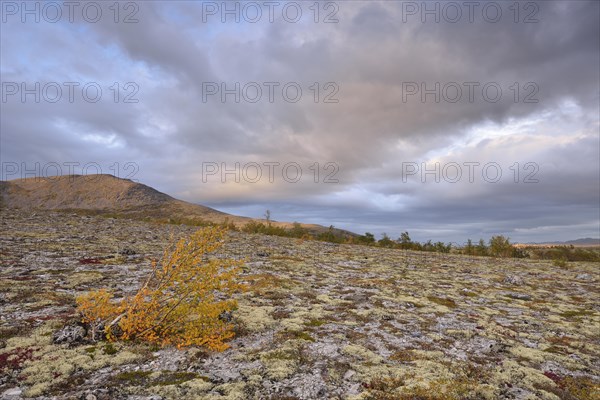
{"left": 0, "top": 209, "right": 598, "bottom": 399}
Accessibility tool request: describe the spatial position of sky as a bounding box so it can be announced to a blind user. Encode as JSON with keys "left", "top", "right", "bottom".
{"left": 1, "top": 0, "right": 599, "bottom": 243}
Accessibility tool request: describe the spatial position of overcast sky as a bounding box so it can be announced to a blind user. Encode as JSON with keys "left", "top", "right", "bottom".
{"left": 1, "top": 1, "right": 599, "bottom": 243}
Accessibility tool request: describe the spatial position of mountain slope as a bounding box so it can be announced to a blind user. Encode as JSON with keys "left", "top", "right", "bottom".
{"left": 0, "top": 174, "right": 348, "bottom": 236}
{"left": 1, "top": 174, "right": 179, "bottom": 210}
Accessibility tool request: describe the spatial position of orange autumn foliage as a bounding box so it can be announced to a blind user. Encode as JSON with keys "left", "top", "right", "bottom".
{"left": 76, "top": 227, "right": 244, "bottom": 351}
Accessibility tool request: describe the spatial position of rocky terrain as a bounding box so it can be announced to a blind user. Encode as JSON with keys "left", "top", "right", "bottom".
{"left": 0, "top": 208, "right": 599, "bottom": 399}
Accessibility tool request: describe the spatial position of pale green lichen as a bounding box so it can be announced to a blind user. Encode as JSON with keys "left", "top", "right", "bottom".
{"left": 234, "top": 304, "right": 276, "bottom": 332}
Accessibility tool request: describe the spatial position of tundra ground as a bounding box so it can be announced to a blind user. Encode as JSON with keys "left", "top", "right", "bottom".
{"left": 0, "top": 210, "right": 598, "bottom": 399}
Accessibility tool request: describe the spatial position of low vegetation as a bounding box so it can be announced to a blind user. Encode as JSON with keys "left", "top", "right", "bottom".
{"left": 0, "top": 209, "right": 598, "bottom": 399}
{"left": 76, "top": 227, "right": 244, "bottom": 350}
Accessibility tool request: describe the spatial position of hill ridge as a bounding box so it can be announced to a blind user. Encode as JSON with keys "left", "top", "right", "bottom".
{"left": 0, "top": 174, "right": 348, "bottom": 236}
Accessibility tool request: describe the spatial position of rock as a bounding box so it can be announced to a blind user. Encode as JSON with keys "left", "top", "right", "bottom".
{"left": 210, "top": 368, "right": 241, "bottom": 383}
{"left": 0, "top": 339, "right": 6, "bottom": 349}
{"left": 507, "top": 292, "right": 532, "bottom": 301}
{"left": 343, "top": 369, "right": 356, "bottom": 380}
{"left": 504, "top": 275, "right": 524, "bottom": 285}
{"left": 490, "top": 342, "right": 510, "bottom": 354}
{"left": 119, "top": 248, "right": 136, "bottom": 255}
{"left": 1, "top": 387, "right": 22, "bottom": 398}
{"left": 289, "top": 371, "right": 328, "bottom": 399}
{"left": 85, "top": 394, "right": 97, "bottom": 400}
{"left": 256, "top": 251, "right": 270, "bottom": 257}
{"left": 219, "top": 310, "right": 233, "bottom": 323}
{"left": 53, "top": 324, "right": 86, "bottom": 345}
{"left": 576, "top": 273, "right": 593, "bottom": 281}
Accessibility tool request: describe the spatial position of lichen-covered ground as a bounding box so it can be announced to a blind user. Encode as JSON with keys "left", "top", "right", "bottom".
{"left": 1, "top": 209, "right": 599, "bottom": 399}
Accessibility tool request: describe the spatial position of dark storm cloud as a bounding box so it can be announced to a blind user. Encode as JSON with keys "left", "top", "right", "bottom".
{"left": 1, "top": 0, "right": 598, "bottom": 242}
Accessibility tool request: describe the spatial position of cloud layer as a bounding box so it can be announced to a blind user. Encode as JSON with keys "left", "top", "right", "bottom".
{"left": 1, "top": 1, "right": 599, "bottom": 242}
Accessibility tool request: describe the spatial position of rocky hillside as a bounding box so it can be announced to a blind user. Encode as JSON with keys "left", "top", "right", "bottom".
{"left": 0, "top": 175, "right": 341, "bottom": 236}
{"left": 0, "top": 175, "right": 213, "bottom": 212}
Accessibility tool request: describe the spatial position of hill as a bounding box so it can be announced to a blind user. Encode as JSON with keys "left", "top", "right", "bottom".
{"left": 563, "top": 238, "right": 600, "bottom": 246}
{"left": 0, "top": 174, "right": 349, "bottom": 237}
{"left": 516, "top": 238, "right": 600, "bottom": 247}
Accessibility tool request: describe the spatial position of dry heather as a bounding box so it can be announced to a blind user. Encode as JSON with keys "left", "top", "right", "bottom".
{"left": 0, "top": 209, "right": 598, "bottom": 399}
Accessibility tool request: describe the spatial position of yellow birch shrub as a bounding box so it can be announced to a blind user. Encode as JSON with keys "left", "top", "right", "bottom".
{"left": 76, "top": 227, "right": 244, "bottom": 351}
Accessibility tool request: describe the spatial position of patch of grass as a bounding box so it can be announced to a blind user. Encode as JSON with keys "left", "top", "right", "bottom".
{"left": 559, "top": 309, "right": 595, "bottom": 319}
{"left": 552, "top": 258, "right": 568, "bottom": 268}
{"left": 305, "top": 319, "right": 327, "bottom": 327}
{"left": 114, "top": 370, "right": 152, "bottom": 385}
{"left": 389, "top": 350, "right": 418, "bottom": 362}
{"left": 363, "top": 363, "right": 490, "bottom": 400}
{"left": 296, "top": 291, "right": 318, "bottom": 300}
{"left": 262, "top": 350, "right": 298, "bottom": 361}
{"left": 277, "top": 330, "right": 316, "bottom": 342}
{"left": 535, "top": 374, "right": 600, "bottom": 400}
{"left": 272, "top": 309, "right": 292, "bottom": 320}
{"left": 562, "top": 376, "right": 600, "bottom": 400}
{"left": 103, "top": 343, "right": 118, "bottom": 355}
{"left": 362, "top": 376, "right": 406, "bottom": 397}
{"left": 427, "top": 296, "right": 457, "bottom": 308}
{"left": 543, "top": 345, "right": 566, "bottom": 354}
{"left": 0, "top": 327, "right": 21, "bottom": 340}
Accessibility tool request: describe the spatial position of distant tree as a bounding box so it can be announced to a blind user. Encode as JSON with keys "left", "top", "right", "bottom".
{"left": 465, "top": 239, "right": 474, "bottom": 255}
{"left": 356, "top": 232, "right": 376, "bottom": 245}
{"left": 317, "top": 225, "right": 342, "bottom": 243}
{"left": 289, "top": 222, "right": 308, "bottom": 238}
{"left": 489, "top": 235, "right": 513, "bottom": 257}
{"left": 378, "top": 233, "right": 395, "bottom": 248}
{"left": 398, "top": 231, "right": 412, "bottom": 249}
{"left": 434, "top": 241, "right": 451, "bottom": 253}
{"left": 476, "top": 239, "right": 487, "bottom": 256}
{"left": 423, "top": 239, "right": 434, "bottom": 252}
{"left": 264, "top": 210, "right": 271, "bottom": 226}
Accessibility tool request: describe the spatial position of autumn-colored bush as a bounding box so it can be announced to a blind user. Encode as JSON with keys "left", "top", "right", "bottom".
{"left": 76, "top": 227, "right": 244, "bottom": 351}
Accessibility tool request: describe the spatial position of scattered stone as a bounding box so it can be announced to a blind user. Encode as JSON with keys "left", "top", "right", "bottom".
{"left": 290, "top": 371, "right": 328, "bottom": 399}
{"left": 490, "top": 342, "right": 510, "bottom": 354}
{"left": 504, "top": 275, "right": 524, "bottom": 285}
{"left": 219, "top": 310, "right": 233, "bottom": 322}
{"left": 256, "top": 251, "right": 270, "bottom": 257}
{"left": 1, "top": 387, "right": 22, "bottom": 399}
{"left": 343, "top": 369, "right": 356, "bottom": 380}
{"left": 507, "top": 292, "right": 532, "bottom": 301}
{"left": 53, "top": 324, "right": 86, "bottom": 345}
{"left": 119, "top": 248, "right": 136, "bottom": 255}
{"left": 576, "top": 273, "right": 593, "bottom": 281}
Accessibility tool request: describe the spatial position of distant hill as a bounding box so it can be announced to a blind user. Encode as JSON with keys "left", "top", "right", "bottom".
{"left": 562, "top": 238, "right": 600, "bottom": 245}
{"left": 516, "top": 238, "right": 600, "bottom": 247}
{"left": 0, "top": 174, "right": 352, "bottom": 237}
